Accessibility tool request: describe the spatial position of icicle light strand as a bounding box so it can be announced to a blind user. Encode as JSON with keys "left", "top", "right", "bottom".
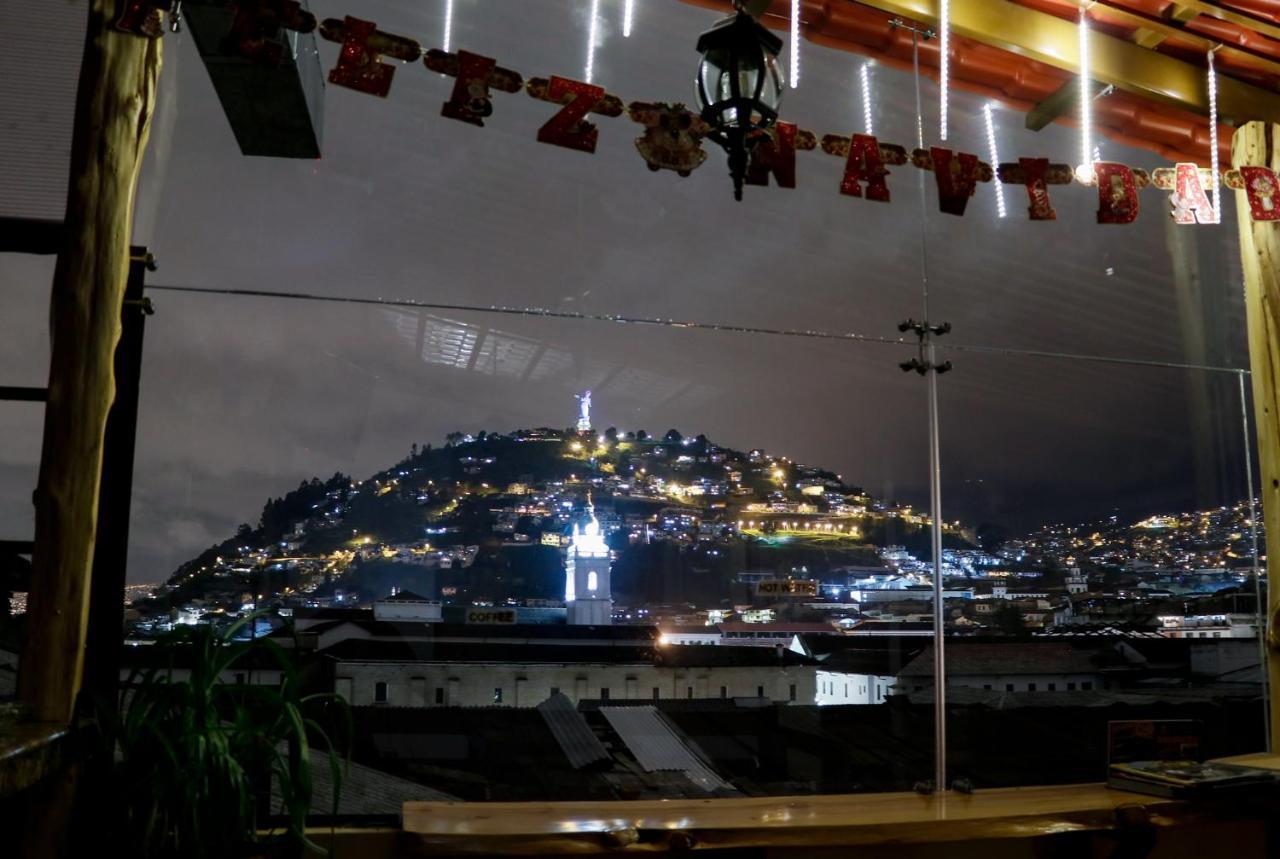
{"left": 983, "top": 104, "right": 1007, "bottom": 219}
{"left": 790, "top": 0, "right": 800, "bottom": 88}
{"left": 860, "top": 62, "right": 873, "bottom": 134}
{"left": 585, "top": 0, "right": 600, "bottom": 83}
{"left": 939, "top": 0, "right": 950, "bottom": 140}
{"left": 442, "top": 0, "right": 454, "bottom": 54}
{"left": 1208, "top": 47, "right": 1221, "bottom": 223}
{"left": 623, "top": 0, "right": 634, "bottom": 38}
{"left": 1077, "top": 4, "right": 1092, "bottom": 184}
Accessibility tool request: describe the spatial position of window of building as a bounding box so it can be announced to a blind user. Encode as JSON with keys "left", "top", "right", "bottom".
{"left": 234, "top": 673, "right": 245, "bottom": 685}
{"left": 653, "top": 687, "right": 660, "bottom": 700}
{"left": 550, "top": 686, "right": 559, "bottom": 697}
{"left": 1027, "top": 683, "right": 1036, "bottom": 692}
{"left": 1067, "top": 682, "right": 1077, "bottom": 691}
{"left": 720, "top": 685, "right": 727, "bottom": 698}
{"left": 1047, "top": 683, "right": 1056, "bottom": 691}
{"left": 789, "top": 684, "right": 797, "bottom": 702}
{"left": 600, "top": 687, "right": 609, "bottom": 701}
{"left": 435, "top": 687, "right": 445, "bottom": 705}
{"left": 494, "top": 687, "right": 503, "bottom": 704}
{"left": 374, "top": 681, "right": 388, "bottom": 704}
{"left": 757, "top": 685, "right": 764, "bottom": 698}
{"left": 1006, "top": 684, "right": 1014, "bottom": 692}
{"left": 687, "top": 686, "right": 693, "bottom": 699}
{"left": 1082, "top": 682, "right": 1093, "bottom": 691}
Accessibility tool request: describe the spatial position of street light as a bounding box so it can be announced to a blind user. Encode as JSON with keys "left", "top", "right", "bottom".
{"left": 694, "top": 4, "right": 784, "bottom": 200}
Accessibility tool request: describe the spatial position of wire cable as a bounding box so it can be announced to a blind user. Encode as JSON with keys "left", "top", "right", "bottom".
{"left": 146, "top": 284, "right": 1250, "bottom": 376}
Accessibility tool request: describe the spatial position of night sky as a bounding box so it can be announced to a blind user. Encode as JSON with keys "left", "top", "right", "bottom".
{"left": 0, "top": 0, "right": 1254, "bottom": 583}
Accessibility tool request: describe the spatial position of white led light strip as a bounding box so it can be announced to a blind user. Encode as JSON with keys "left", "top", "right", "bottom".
{"left": 860, "top": 62, "right": 874, "bottom": 135}
{"left": 623, "top": 0, "right": 634, "bottom": 38}
{"left": 790, "top": 0, "right": 801, "bottom": 88}
{"left": 442, "top": 0, "right": 454, "bottom": 54}
{"left": 1078, "top": 4, "right": 1092, "bottom": 184}
{"left": 940, "top": 0, "right": 950, "bottom": 141}
{"left": 983, "top": 104, "right": 1007, "bottom": 219}
{"left": 586, "top": 0, "right": 600, "bottom": 83}
{"left": 1208, "top": 47, "right": 1220, "bottom": 223}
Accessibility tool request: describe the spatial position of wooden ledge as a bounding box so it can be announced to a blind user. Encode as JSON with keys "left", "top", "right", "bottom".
{"left": 0, "top": 721, "right": 73, "bottom": 799}
{"left": 401, "top": 760, "right": 1280, "bottom": 855}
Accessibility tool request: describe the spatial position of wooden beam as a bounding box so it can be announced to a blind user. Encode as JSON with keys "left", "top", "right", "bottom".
{"left": 848, "top": 0, "right": 1280, "bottom": 124}
{"left": 0, "top": 218, "right": 64, "bottom": 255}
{"left": 1128, "top": 3, "right": 1201, "bottom": 49}
{"left": 17, "top": 0, "right": 161, "bottom": 723}
{"left": 1025, "top": 79, "right": 1107, "bottom": 132}
{"left": 0, "top": 387, "right": 47, "bottom": 402}
{"left": 1162, "top": 0, "right": 1280, "bottom": 45}
{"left": 1231, "top": 120, "right": 1280, "bottom": 754}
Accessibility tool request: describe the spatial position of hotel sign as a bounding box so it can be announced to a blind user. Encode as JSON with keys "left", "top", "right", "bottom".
{"left": 756, "top": 579, "right": 818, "bottom": 597}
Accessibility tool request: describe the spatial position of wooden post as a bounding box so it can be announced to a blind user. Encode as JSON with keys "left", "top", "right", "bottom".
{"left": 1232, "top": 121, "right": 1280, "bottom": 753}
{"left": 17, "top": 1, "right": 161, "bottom": 723}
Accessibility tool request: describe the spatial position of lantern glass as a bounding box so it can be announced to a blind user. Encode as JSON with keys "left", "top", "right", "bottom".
{"left": 694, "top": 14, "right": 784, "bottom": 130}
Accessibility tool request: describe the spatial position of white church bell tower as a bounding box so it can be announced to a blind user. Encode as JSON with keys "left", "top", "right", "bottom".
{"left": 565, "top": 507, "right": 612, "bottom": 625}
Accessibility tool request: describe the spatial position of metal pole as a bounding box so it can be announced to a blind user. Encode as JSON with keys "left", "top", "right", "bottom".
{"left": 905, "top": 19, "right": 946, "bottom": 791}
{"left": 1239, "top": 369, "right": 1270, "bottom": 752}
{"left": 927, "top": 341, "right": 946, "bottom": 789}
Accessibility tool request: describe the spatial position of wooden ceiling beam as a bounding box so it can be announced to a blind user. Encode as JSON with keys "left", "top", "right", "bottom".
{"left": 847, "top": 0, "right": 1280, "bottom": 124}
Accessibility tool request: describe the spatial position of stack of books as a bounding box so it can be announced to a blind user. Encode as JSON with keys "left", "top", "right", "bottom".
{"left": 1108, "top": 760, "right": 1280, "bottom": 798}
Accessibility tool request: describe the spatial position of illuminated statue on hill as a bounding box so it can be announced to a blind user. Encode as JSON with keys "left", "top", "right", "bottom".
{"left": 575, "top": 390, "right": 592, "bottom": 432}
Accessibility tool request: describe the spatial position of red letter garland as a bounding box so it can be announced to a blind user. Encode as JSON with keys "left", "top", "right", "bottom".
{"left": 627, "top": 102, "right": 710, "bottom": 177}
{"left": 746, "top": 122, "right": 800, "bottom": 189}
{"left": 838, "top": 134, "right": 891, "bottom": 202}
{"left": 133, "top": 8, "right": 1280, "bottom": 227}
{"left": 1171, "top": 163, "right": 1216, "bottom": 224}
{"left": 439, "top": 50, "right": 498, "bottom": 126}
{"left": 1094, "top": 162, "right": 1139, "bottom": 224}
{"left": 1016, "top": 157, "right": 1057, "bottom": 221}
{"left": 1241, "top": 166, "right": 1280, "bottom": 222}
{"left": 928, "top": 147, "right": 982, "bottom": 216}
{"left": 534, "top": 76, "right": 607, "bottom": 153}
{"left": 325, "top": 17, "right": 404, "bottom": 97}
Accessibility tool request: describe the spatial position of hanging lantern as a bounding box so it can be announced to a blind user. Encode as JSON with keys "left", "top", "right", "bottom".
{"left": 694, "top": 4, "right": 784, "bottom": 200}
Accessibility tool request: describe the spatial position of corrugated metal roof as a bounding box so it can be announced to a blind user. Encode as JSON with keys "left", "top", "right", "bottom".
{"left": 599, "top": 706, "right": 732, "bottom": 793}
{"left": 537, "top": 693, "right": 610, "bottom": 770}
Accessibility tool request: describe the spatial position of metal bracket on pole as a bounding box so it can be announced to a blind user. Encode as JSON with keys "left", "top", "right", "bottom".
{"left": 898, "top": 318, "right": 953, "bottom": 375}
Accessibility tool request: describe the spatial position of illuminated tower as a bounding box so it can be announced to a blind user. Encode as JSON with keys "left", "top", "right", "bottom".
{"left": 565, "top": 509, "right": 612, "bottom": 625}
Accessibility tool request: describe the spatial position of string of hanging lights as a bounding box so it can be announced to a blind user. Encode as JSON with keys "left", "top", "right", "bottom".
{"left": 1207, "top": 45, "right": 1221, "bottom": 223}
{"left": 939, "top": 0, "right": 949, "bottom": 141}
{"left": 1077, "top": 2, "right": 1093, "bottom": 184}
{"left": 790, "top": 0, "right": 801, "bottom": 88}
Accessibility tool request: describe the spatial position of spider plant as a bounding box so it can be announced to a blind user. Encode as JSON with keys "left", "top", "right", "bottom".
{"left": 106, "top": 613, "right": 349, "bottom": 857}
